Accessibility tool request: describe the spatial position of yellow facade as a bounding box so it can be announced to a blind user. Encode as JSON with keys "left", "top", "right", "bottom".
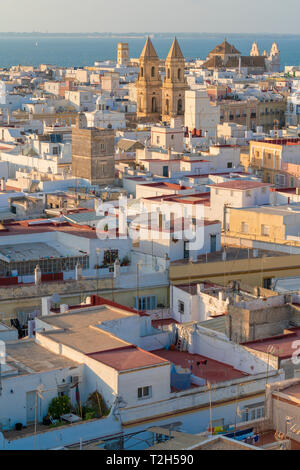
{"left": 228, "top": 207, "right": 286, "bottom": 242}
{"left": 169, "top": 252, "right": 300, "bottom": 287}
{"left": 250, "top": 140, "right": 284, "bottom": 183}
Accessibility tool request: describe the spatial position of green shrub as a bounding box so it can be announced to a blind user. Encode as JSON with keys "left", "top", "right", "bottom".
{"left": 85, "top": 411, "right": 96, "bottom": 420}
{"left": 48, "top": 395, "right": 71, "bottom": 420}
{"left": 85, "top": 391, "right": 109, "bottom": 418}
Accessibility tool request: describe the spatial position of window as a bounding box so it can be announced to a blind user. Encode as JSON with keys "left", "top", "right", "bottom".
{"left": 103, "top": 249, "right": 118, "bottom": 265}
{"left": 246, "top": 190, "right": 251, "bottom": 197}
{"left": 178, "top": 300, "right": 185, "bottom": 314}
{"left": 165, "top": 99, "right": 169, "bottom": 114}
{"left": 177, "top": 99, "right": 183, "bottom": 115}
{"left": 261, "top": 224, "right": 270, "bottom": 236}
{"left": 263, "top": 277, "right": 273, "bottom": 289}
{"left": 167, "top": 68, "right": 170, "bottom": 79}
{"left": 178, "top": 68, "right": 181, "bottom": 80}
{"left": 152, "top": 97, "right": 157, "bottom": 113}
{"left": 135, "top": 295, "right": 157, "bottom": 310}
{"left": 244, "top": 403, "right": 265, "bottom": 422}
{"left": 227, "top": 162, "right": 233, "bottom": 168}
{"left": 53, "top": 146, "right": 59, "bottom": 155}
{"left": 241, "top": 222, "right": 249, "bottom": 234}
{"left": 156, "top": 136, "right": 160, "bottom": 144}
{"left": 137, "top": 386, "right": 152, "bottom": 400}
{"left": 151, "top": 66, "right": 155, "bottom": 78}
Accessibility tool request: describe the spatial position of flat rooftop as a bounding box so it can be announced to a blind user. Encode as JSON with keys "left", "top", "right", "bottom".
{"left": 87, "top": 345, "right": 169, "bottom": 372}
{"left": 242, "top": 327, "right": 300, "bottom": 359}
{"left": 153, "top": 349, "right": 248, "bottom": 384}
{"left": 231, "top": 204, "right": 300, "bottom": 216}
{"left": 171, "top": 246, "right": 288, "bottom": 266}
{"left": 0, "top": 241, "right": 82, "bottom": 263}
{"left": 209, "top": 181, "right": 272, "bottom": 190}
{"left": 5, "top": 339, "right": 79, "bottom": 376}
{"left": 38, "top": 305, "right": 138, "bottom": 355}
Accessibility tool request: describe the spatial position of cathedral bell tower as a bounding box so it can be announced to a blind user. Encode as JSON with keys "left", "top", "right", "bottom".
{"left": 136, "top": 37, "right": 162, "bottom": 122}
{"left": 162, "top": 37, "right": 188, "bottom": 123}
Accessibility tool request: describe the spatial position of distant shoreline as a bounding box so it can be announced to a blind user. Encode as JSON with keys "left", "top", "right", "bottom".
{"left": 0, "top": 32, "right": 299, "bottom": 39}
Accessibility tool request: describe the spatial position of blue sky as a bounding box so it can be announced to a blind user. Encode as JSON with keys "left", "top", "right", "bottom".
{"left": 2, "top": 0, "right": 298, "bottom": 34}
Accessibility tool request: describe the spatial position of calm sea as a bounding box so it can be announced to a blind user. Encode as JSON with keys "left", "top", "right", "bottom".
{"left": 0, "top": 35, "right": 300, "bottom": 68}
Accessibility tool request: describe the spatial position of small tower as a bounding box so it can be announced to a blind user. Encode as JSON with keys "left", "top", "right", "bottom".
{"left": 117, "top": 43, "right": 129, "bottom": 67}
{"left": 136, "top": 37, "right": 162, "bottom": 122}
{"left": 162, "top": 37, "right": 188, "bottom": 123}
{"left": 267, "top": 42, "right": 280, "bottom": 73}
{"left": 250, "top": 41, "right": 260, "bottom": 57}
{"left": 76, "top": 112, "right": 87, "bottom": 129}
{"left": 34, "top": 265, "right": 41, "bottom": 285}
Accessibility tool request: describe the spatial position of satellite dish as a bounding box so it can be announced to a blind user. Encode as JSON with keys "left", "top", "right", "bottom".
{"left": 51, "top": 293, "right": 61, "bottom": 304}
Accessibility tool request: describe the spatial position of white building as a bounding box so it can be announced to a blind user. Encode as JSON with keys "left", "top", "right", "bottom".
{"left": 184, "top": 89, "right": 220, "bottom": 137}
{"left": 207, "top": 180, "right": 271, "bottom": 228}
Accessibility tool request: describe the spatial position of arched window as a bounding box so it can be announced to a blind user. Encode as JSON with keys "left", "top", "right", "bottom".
{"left": 177, "top": 99, "right": 183, "bottom": 114}
{"left": 166, "top": 99, "right": 169, "bottom": 115}
{"left": 178, "top": 68, "right": 181, "bottom": 80}
{"left": 152, "top": 97, "right": 157, "bottom": 113}
{"left": 141, "top": 67, "right": 144, "bottom": 78}
{"left": 151, "top": 66, "right": 155, "bottom": 78}
{"left": 139, "top": 97, "right": 142, "bottom": 112}
{"left": 167, "top": 68, "right": 170, "bottom": 79}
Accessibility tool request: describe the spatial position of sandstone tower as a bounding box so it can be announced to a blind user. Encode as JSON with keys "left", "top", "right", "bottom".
{"left": 117, "top": 43, "right": 129, "bottom": 67}
{"left": 162, "top": 37, "right": 188, "bottom": 123}
{"left": 72, "top": 115, "right": 115, "bottom": 186}
{"left": 136, "top": 37, "right": 162, "bottom": 122}
{"left": 250, "top": 41, "right": 260, "bottom": 57}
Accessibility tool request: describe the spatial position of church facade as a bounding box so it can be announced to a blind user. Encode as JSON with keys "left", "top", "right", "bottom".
{"left": 136, "top": 37, "right": 188, "bottom": 123}
{"left": 202, "top": 39, "right": 280, "bottom": 74}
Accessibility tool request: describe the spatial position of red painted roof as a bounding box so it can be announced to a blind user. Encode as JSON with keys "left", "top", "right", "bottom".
{"left": 242, "top": 327, "right": 300, "bottom": 359}
{"left": 87, "top": 345, "right": 169, "bottom": 371}
{"left": 153, "top": 349, "right": 248, "bottom": 383}
{"left": 0, "top": 219, "right": 124, "bottom": 239}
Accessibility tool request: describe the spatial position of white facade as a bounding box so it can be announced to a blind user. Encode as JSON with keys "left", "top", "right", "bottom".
{"left": 207, "top": 182, "right": 271, "bottom": 227}
{"left": 184, "top": 89, "right": 220, "bottom": 137}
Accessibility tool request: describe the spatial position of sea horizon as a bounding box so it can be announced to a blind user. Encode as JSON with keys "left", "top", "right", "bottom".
{"left": 0, "top": 33, "right": 299, "bottom": 68}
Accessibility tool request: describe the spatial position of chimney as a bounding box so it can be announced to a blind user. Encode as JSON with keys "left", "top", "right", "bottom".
{"left": 197, "top": 283, "right": 204, "bottom": 294}
{"left": 75, "top": 262, "right": 82, "bottom": 281}
{"left": 34, "top": 264, "right": 41, "bottom": 285}
{"left": 218, "top": 290, "right": 224, "bottom": 301}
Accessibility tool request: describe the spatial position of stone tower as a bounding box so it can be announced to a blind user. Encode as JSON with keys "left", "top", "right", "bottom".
{"left": 136, "top": 37, "right": 162, "bottom": 122}
{"left": 250, "top": 41, "right": 260, "bottom": 57}
{"left": 162, "top": 37, "right": 188, "bottom": 123}
{"left": 117, "top": 43, "right": 129, "bottom": 67}
{"left": 266, "top": 42, "right": 280, "bottom": 73}
{"left": 72, "top": 120, "right": 115, "bottom": 186}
